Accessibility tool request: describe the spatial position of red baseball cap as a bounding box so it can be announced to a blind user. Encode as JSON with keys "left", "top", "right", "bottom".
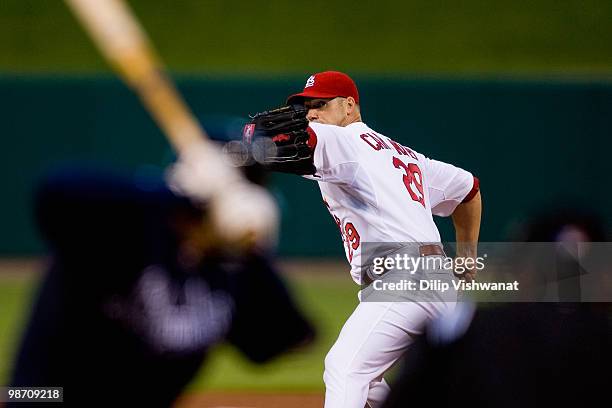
{"left": 287, "top": 71, "right": 360, "bottom": 105}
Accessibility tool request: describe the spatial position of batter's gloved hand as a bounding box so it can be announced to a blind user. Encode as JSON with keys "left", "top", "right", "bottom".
{"left": 242, "top": 105, "right": 317, "bottom": 175}
{"left": 166, "top": 143, "right": 280, "bottom": 252}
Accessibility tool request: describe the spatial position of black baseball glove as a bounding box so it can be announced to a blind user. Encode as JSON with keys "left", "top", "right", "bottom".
{"left": 243, "top": 105, "right": 316, "bottom": 175}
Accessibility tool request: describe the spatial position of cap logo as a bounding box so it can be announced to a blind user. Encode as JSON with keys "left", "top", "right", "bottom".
{"left": 305, "top": 75, "right": 315, "bottom": 88}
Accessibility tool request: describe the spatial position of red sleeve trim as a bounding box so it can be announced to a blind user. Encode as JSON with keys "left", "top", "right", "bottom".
{"left": 462, "top": 176, "right": 480, "bottom": 203}
{"left": 306, "top": 126, "right": 317, "bottom": 151}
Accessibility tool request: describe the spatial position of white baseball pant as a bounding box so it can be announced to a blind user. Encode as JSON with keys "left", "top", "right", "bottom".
{"left": 323, "top": 300, "right": 455, "bottom": 408}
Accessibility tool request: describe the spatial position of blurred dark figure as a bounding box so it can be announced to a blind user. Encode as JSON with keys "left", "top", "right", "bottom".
{"left": 384, "top": 208, "right": 612, "bottom": 408}
{"left": 383, "top": 303, "right": 612, "bottom": 408}
{"left": 517, "top": 207, "right": 607, "bottom": 242}
{"left": 515, "top": 207, "right": 608, "bottom": 301}
{"left": 9, "top": 167, "right": 313, "bottom": 407}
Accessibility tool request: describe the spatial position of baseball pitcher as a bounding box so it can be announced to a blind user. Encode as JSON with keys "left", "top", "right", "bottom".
{"left": 245, "top": 71, "right": 481, "bottom": 408}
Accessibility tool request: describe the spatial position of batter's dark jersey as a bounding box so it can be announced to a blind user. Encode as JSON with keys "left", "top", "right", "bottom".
{"left": 9, "top": 168, "right": 314, "bottom": 407}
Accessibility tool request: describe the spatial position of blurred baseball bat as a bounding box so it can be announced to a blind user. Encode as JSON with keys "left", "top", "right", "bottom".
{"left": 64, "top": 0, "right": 221, "bottom": 158}
{"left": 64, "top": 0, "right": 279, "bottom": 249}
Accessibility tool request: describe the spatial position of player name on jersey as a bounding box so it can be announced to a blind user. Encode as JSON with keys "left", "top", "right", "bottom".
{"left": 359, "top": 132, "right": 418, "bottom": 159}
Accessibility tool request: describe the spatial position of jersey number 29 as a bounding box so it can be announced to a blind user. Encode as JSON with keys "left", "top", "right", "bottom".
{"left": 392, "top": 157, "right": 425, "bottom": 207}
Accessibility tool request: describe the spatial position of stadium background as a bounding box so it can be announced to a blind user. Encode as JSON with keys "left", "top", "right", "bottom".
{"left": 1, "top": 0, "right": 611, "bottom": 402}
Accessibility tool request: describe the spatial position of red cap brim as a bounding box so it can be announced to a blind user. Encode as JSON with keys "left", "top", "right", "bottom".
{"left": 286, "top": 90, "right": 347, "bottom": 105}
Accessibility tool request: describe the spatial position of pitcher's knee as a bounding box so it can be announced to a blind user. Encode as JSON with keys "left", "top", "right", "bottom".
{"left": 324, "top": 346, "right": 369, "bottom": 388}
{"left": 323, "top": 347, "right": 342, "bottom": 386}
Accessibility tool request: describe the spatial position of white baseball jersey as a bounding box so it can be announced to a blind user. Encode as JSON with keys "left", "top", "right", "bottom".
{"left": 305, "top": 121, "right": 475, "bottom": 284}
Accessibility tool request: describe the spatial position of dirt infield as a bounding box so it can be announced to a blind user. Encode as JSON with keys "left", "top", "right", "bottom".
{"left": 174, "top": 392, "right": 324, "bottom": 408}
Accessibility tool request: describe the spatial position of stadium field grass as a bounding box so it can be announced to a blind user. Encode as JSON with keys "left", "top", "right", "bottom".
{"left": 0, "top": 275, "right": 37, "bottom": 385}
{"left": 0, "top": 259, "right": 356, "bottom": 391}
{"left": 1, "top": 0, "right": 611, "bottom": 76}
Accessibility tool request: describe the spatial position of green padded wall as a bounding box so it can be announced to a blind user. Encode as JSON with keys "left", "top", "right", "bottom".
{"left": 1, "top": 76, "right": 610, "bottom": 255}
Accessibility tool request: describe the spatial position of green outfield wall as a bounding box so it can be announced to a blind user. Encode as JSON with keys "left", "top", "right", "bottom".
{"left": 1, "top": 76, "right": 611, "bottom": 255}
